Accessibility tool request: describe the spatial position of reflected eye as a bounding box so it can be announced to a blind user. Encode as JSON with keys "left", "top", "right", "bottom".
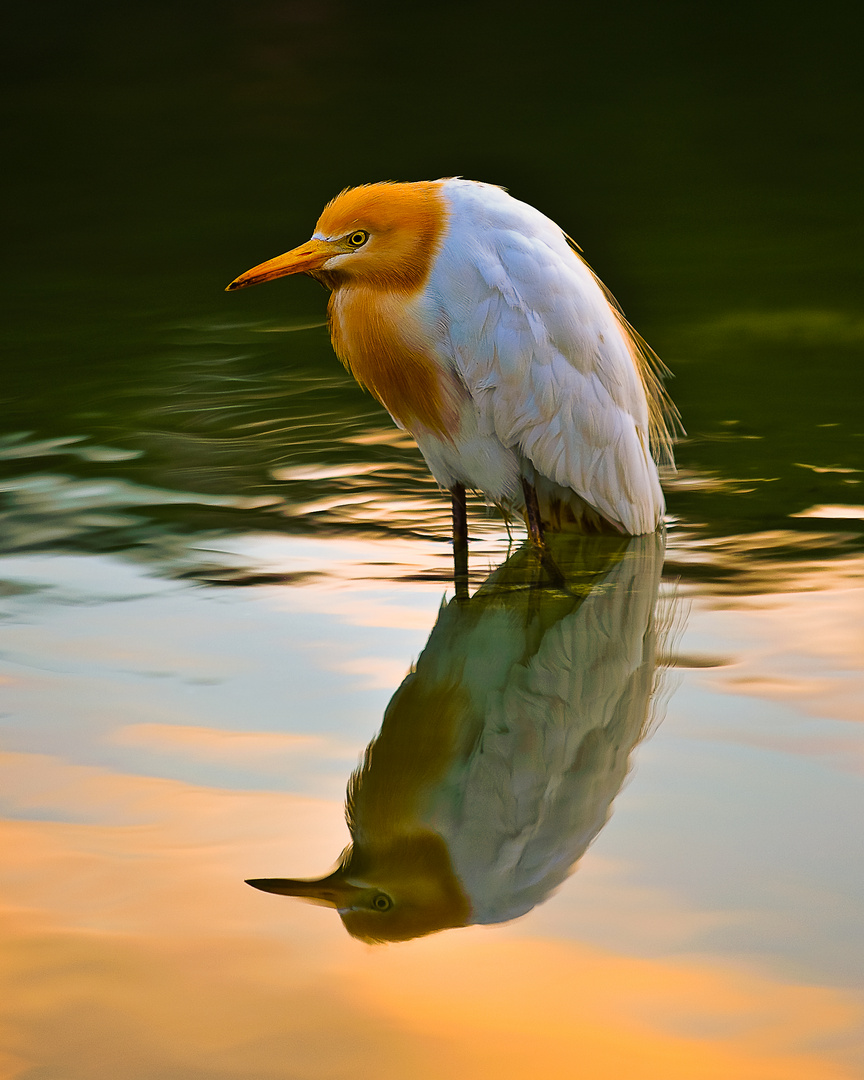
{"left": 372, "top": 893, "right": 392, "bottom": 911}
{"left": 347, "top": 230, "right": 369, "bottom": 248}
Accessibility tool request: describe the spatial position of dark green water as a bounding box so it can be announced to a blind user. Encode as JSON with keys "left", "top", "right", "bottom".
{"left": 3, "top": 1, "right": 862, "bottom": 584}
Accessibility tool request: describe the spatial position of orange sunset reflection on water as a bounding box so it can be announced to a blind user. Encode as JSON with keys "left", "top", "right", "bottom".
{"left": 2, "top": 755, "right": 862, "bottom": 1080}
{"left": 1, "top": 530, "right": 863, "bottom": 1079}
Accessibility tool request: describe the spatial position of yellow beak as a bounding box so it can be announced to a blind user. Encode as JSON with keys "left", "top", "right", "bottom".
{"left": 225, "top": 238, "right": 336, "bottom": 291}
{"left": 245, "top": 872, "right": 364, "bottom": 911}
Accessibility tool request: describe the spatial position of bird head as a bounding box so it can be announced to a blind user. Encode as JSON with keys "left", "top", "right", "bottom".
{"left": 246, "top": 830, "right": 471, "bottom": 944}
{"left": 226, "top": 181, "right": 447, "bottom": 294}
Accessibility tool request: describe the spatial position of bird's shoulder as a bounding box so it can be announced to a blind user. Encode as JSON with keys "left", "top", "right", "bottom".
{"left": 433, "top": 180, "right": 637, "bottom": 383}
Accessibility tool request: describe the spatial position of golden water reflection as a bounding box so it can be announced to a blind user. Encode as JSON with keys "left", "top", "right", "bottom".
{"left": 2, "top": 766, "right": 860, "bottom": 1080}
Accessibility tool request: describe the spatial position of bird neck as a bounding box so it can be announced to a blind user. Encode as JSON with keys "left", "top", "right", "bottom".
{"left": 327, "top": 287, "right": 459, "bottom": 438}
{"left": 346, "top": 679, "right": 473, "bottom": 840}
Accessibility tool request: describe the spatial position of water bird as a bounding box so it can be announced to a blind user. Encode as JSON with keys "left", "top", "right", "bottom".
{"left": 246, "top": 534, "right": 668, "bottom": 943}
{"left": 227, "top": 179, "right": 678, "bottom": 557}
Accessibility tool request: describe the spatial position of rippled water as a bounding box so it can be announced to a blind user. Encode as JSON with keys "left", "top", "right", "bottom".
{"left": 3, "top": 4, "right": 864, "bottom": 1078}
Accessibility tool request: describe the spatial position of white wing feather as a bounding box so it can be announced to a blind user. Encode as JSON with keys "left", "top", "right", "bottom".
{"left": 429, "top": 180, "right": 665, "bottom": 533}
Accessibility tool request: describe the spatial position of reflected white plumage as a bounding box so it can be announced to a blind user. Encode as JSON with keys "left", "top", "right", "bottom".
{"left": 228, "top": 179, "right": 679, "bottom": 540}
{"left": 245, "top": 533, "right": 669, "bottom": 942}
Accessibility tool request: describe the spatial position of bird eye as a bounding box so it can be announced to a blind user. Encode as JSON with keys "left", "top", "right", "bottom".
{"left": 347, "top": 230, "right": 369, "bottom": 247}
{"left": 371, "top": 893, "right": 392, "bottom": 911}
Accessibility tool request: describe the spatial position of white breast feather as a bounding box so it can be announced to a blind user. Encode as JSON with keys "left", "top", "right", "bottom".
{"left": 428, "top": 179, "right": 665, "bottom": 534}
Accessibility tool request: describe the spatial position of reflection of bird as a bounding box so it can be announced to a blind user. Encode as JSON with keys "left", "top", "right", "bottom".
{"left": 227, "top": 180, "right": 679, "bottom": 550}
{"left": 247, "top": 533, "right": 668, "bottom": 943}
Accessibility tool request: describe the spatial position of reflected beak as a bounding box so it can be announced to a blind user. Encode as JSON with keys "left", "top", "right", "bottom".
{"left": 245, "top": 872, "right": 363, "bottom": 911}
{"left": 225, "top": 238, "right": 336, "bottom": 291}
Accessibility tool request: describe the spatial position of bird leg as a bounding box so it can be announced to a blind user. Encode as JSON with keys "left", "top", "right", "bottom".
{"left": 451, "top": 483, "right": 469, "bottom": 601}
{"left": 521, "top": 477, "right": 567, "bottom": 591}
{"left": 521, "top": 477, "right": 546, "bottom": 549}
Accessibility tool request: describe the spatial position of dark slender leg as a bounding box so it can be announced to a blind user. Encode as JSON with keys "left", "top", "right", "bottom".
{"left": 451, "top": 483, "right": 469, "bottom": 601}
{"left": 521, "top": 477, "right": 546, "bottom": 549}
{"left": 521, "top": 477, "right": 566, "bottom": 591}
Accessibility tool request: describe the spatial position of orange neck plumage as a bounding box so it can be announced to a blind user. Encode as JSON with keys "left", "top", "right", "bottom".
{"left": 318, "top": 182, "right": 456, "bottom": 436}
{"left": 329, "top": 289, "right": 457, "bottom": 437}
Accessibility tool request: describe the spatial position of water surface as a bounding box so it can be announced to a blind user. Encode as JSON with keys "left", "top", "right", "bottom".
{"left": 2, "top": 4, "right": 863, "bottom": 1077}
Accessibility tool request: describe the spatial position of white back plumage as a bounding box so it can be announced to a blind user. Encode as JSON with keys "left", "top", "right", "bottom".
{"left": 427, "top": 179, "right": 674, "bottom": 534}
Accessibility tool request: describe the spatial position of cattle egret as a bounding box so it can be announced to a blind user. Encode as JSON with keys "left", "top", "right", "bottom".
{"left": 246, "top": 532, "right": 667, "bottom": 943}
{"left": 227, "top": 179, "right": 679, "bottom": 556}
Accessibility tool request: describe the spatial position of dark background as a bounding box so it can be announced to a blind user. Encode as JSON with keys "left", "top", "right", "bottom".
{"left": 2, "top": 0, "right": 863, "bottom": 567}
